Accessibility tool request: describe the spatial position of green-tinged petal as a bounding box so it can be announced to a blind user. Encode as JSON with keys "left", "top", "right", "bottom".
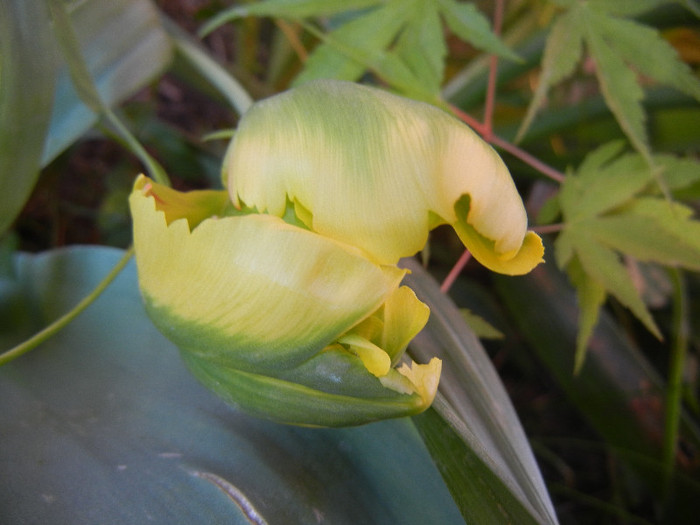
{"left": 180, "top": 348, "right": 434, "bottom": 427}
{"left": 129, "top": 176, "right": 406, "bottom": 372}
{"left": 338, "top": 334, "right": 391, "bottom": 377}
{"left": 378, "top": 285, "right": 430, "bottom": 363}
{"left": 224, "top": 79, "right": 543, "bottom": 273}
{"left": 454, "top": 197, "right": 545, "bottom": 276}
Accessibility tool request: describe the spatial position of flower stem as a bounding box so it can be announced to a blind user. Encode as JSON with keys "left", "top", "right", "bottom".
{"left": 0, "top": 247, "right": 134, "bottom": 367}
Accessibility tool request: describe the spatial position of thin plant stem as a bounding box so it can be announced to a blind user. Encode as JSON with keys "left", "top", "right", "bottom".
{"left": 662, "top": 268, "right": 689, "bottom": 499}
{"left": 491, "top": 135, "right": 566, "bottom": 183}
{"left": 449, "top": 104, "right": 566, "bottom": 184}
{"left": 275, "top": 19, "right": 308, "bottom": 62}
{"left": 441, "top": 249, "right": 472, "bottom": 293}
{"left": 0, "top": 247, "right": 134, "bottom": 367}
{"left": 531, "top": 223, "right": 564, "bottom": 234}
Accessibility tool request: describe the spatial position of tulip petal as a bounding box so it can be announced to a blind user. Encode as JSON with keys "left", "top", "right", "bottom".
{"left": 129, "top": 176, "right": 406, "bottom": 372}
{"left": 225, "top": 79, "right": 542, "bottom": 272}
{"left": 338, "top": 334, "right": 392, "bottom": 377}
{"left": 454, "top": 196, "right": 545, "bottom": 275}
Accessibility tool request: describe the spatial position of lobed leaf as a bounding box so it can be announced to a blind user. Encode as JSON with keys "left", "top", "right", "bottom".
{"left": 516, "top": 9, "right": 584, "bottom": 142}
{"left": 293, "top": 1, "right": 410, "bottom": 85}
{"left": 437, "top": 0, "right": 519, "bottom": 61}
{"left": 584, "top": 13, "right": 651, "bottom": 162}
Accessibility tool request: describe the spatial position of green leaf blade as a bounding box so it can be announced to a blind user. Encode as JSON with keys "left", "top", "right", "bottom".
{"left": 0, "top": 0, "right": 57, "bottom": 235}
{"left": 0, "top": 247, "right": 464, "bottom": 525}
{"left": 437, "top": 0, "right": 519, "bottom": 61}
{"left": 585, "top": 16, "right": 651, "bottom": 161}
{"left": 402, "top": 259, "right": 559, "bottom": 525}
{"left": 517, "top": 10, "right": 584, "bottom": 141}
{"left": 598, "top": 15, "right": 700, "bottom": 102}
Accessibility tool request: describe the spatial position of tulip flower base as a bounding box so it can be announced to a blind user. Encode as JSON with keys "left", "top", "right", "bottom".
{"left": 0, "top": 247, "right": 465, "bottom": 524}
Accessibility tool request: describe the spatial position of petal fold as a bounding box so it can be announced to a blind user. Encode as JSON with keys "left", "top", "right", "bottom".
{"left": 225, "top": 79, "right": 543, "bottom": 272}
{"left": 129, "top": 176, "right": 405, "bottom": 372}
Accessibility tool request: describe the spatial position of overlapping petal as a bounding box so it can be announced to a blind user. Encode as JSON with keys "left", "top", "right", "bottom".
{"left": 224, "top": 79, "right": 544, "bottom": 274}
{"left": 129, "top": 175, "right": 440, "bottom": 425}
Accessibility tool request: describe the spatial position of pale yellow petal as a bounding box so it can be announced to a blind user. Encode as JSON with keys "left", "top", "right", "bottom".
{"left": 129, "top": 177, "right": 406, "bottom": 371}
{"left": 225, "top": 79, "right": 541, "bottom": 273}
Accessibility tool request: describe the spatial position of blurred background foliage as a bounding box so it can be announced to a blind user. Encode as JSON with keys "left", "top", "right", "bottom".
{"left": 2, "top": 0, "right": 700, "bottom": 523}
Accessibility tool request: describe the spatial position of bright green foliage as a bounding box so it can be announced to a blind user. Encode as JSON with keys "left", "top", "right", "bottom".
{"left": 554, "top": 142, "right": 700, "bottom": 371}
{"left": 518, "top": 0, "right": 700, "bottom": 161}
{"left": 201, "top": 0, "right": 517, "bottom": 102}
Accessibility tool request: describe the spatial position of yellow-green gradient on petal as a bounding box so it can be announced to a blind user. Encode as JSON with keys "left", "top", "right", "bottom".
{"left": 225, "top": 79, "right": 543, "bottom": 274}
{"left": 129, "top": 175, "right": 406, "bottom": 372}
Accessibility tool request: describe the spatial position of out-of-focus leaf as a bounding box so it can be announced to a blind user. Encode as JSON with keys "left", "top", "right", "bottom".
{"left": 584, "top": 11, "right": 651, "bottom": 161}
{"left": 0, "top": 0, "right": 56, "bottom": 236}
{"left": 0, "top": 247, "right": 464, "bottom": 525}
{"left": 199, "top": 0, "right": 382, "bottom": 35}
{"left": 402, "top": 259, "right": 559, "bottom": 525}
{"left": 46, "top": 0, "right": 168, "bottom": 185}
{"left": 554, "top": 144, "right": 700, "bottom": 362}
{"left": 517, "top": 1, "right": 700, "bottom": 159}
{"left": 460, "top": 308, "right": 504, "bottom": 340}
{"left": 42, "top": 0, "right": 173, "bottom": 165}
{"left": 393, "top": 1, "right": 446, "bottom": 97}
{"left": 516, "top": 10, "right": 583, "bottom": 142}
{"left": 203, "top": 0, "right": 515, "bottom": 101}
{"left": 494, "top": 257, "right": 700, "bottom": 524}
{"left": 588, "top": 0, "right": 672, "bottom": 17}
{"left": 162, "top": 16, "right": 253, "bottom": 116}
{"left": 293, "top": 1, "right": 411, "bottom": 85}
{"left": 437, "top": 0, "right": 519, "bottom": 61}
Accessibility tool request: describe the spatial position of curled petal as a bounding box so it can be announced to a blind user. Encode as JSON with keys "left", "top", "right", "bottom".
{"left": 225, "top": 79, "right": 543, "bottom": 273}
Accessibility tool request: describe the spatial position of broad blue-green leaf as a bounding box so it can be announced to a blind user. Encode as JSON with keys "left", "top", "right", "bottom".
{"left": 0, "top": 247, "right": 464, "bottom": 524}
{"left": 0, "top": 0, "right": 56, "bottom": 236}
{"left": 402, "top": 259, "right": 559, "bottom": 525}
{"left": 42, "top": 0, "right": 172, "bottom": 165}
{"left": 46, "top": 0, "right": 169, "bottom": 185}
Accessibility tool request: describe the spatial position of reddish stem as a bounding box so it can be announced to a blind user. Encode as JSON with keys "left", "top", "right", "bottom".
{"left": 441, "top": 249, "right": 472, "bottom": 293}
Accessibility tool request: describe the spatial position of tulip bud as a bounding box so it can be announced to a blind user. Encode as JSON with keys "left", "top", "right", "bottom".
{"left": 129, "top": 80, "right": 542, "bottom": 427}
